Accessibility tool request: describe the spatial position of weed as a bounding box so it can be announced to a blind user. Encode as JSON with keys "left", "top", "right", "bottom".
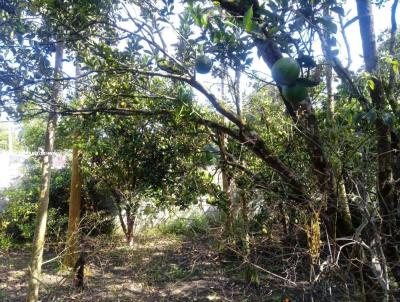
{"left": 152, "top": 214, "right": 212, "bottom": 236}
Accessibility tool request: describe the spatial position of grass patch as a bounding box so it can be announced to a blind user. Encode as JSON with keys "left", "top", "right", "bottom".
{"left": 154, "top": 214, "right": 214, "bottom": 237}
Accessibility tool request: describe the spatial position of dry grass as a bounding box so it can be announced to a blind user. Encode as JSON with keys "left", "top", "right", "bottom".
{"left": 0, "top": 231, "right": 288, "bottom": 302}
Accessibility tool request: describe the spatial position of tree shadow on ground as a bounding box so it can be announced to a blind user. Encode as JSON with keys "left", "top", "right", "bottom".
{"left": 1, "top": 233, "right": 307, "bottom": 302}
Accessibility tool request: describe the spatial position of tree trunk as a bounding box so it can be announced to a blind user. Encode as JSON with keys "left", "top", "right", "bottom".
{"left": 125, "top": 205, "right": 135, "bottom": 246}
{"left": 217, "top": 131, "right": 234, "bottom": 236}
{"left": 356, "top": 0, "right": 400, "bottom": 284}
{"left": 322, "top": 6, "right": 354, "bottom": 236}
{"left": 217, "top": 67, "right": 236, "bottom": 237}
{"left": 64, "top": 61, "right": 83, "bottom": 269}
{"left": 240, "top": 190, "right": 250, "bottom": 258}
{"left": 337, "top": 179, "right": 352, "bottom": 229}
{"left": 113, "top": 191, "right": 137, "bottom": 247}
{"left": 27, "top": 40, "right": 64, "bottom": 302}
{"left": 323, "top": 5, "right": 335, "bottom": 120}
{"left": 222, "top": 168, "right": 233, "bottom": 236}
{"left": 64, "top": 146, "right": 82, "bottom": 268}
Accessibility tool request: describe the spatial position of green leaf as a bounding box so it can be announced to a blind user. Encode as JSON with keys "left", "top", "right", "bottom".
{"left": 244, "top": 113, "right": 257, "bottom": 123}
{"left": 392, "top": 60, "right": 399, "bottom": 74}
{"left": 243, "top": 6, "right": 254, "bottom": 33}
{"left": 201, "top": 14, "right": 208, "bottom": 27}
{"left": 331, "top": 6, "right": 345, "bottom": 16}
{"left": 193, "top": 14, "right": 201, "bottom": 26}
{"left": 318, "top": 17, "right": 338, "bottom": 34}
{"left": 268, "top": 26, "right": 279, "bottom": 36}
{"left": 368, "top": 79, "right": 375, "bottom": 90}
{"left": 352, "top": 112, "right": 364, "bottom": 125}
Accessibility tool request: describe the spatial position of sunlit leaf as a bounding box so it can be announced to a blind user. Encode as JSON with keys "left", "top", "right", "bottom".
{"left": 392, "top": 60, "right": 399, "bottom": 74}
{"left": 243, "top": 6, "right": 253, "bottom": 33}
{"left": 201, "top": 14, "right": 208, "bottom": 27}
{"left": 368, "top": 79, "right": 375, "bottom": 90}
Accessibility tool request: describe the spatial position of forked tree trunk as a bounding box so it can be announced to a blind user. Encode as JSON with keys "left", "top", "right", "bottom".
{"left": 27, "top": 40, "right": 64, "bottom": 302}
{"left": 113, "top": 190, "right": 136, "bottom": 246}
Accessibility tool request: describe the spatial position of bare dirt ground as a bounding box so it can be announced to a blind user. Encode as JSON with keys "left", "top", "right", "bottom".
{"left": 0, "top": 232, "right": 304, "bottom": 302}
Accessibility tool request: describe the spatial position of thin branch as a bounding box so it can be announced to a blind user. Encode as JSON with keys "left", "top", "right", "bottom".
{"left": 343, "top": 16, "right": 359, "bottom": 29}
{"left": 339, "top": 15, "right": 352, "bottom": 69}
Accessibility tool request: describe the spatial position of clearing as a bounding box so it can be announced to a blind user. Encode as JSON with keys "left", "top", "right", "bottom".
{"left": 1, "top": 229, "right": 307, "bottom": 302}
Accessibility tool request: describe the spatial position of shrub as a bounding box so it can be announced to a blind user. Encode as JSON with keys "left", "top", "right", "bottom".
{"left": 0, "top": 200, "right": 37, "bottom": 242}
{"left": 0, "top": 233, "right": 12, "bottom": 250}
{"left": 0, "top": 159, "right": 70, "bottom": 246}
{"left": 157, "top": 214, "right": 213, "bottom": 236}
{"left": 0, "top": 199, "right": 66, "bottom": 244}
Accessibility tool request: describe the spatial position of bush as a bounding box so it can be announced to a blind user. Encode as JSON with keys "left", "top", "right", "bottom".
{"left": 0, "top": 200, "right": 37, "bottom": 242}
{"left": 157, "top": 214, "right": 212, "bottom": 236}
{"left": 0, "top": 159, "right": 70, "bottom": 246}
{"left": 0, "top": 199, "right": 66, "bottom": 244}
{"left": 0, "top": 233, "right": 12, "bottom": 250}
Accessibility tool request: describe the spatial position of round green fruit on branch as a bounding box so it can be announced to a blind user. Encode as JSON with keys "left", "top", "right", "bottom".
{"left": 195, "top": 55, "right": 213, "bottom": 74}
{"left": 282, "top": 83, "right": 308, "bottom": 103}
{"left": 271, "top": 57, "right": 300, "bottom": 85}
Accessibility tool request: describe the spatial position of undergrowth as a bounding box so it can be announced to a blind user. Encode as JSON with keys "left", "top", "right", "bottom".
{"left": 146, "top": 212, "right": 223, "bottom": 237}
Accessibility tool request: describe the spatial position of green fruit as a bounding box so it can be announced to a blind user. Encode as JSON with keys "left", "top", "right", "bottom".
{"left": 271, "top": 57, "right": 300, "bottom": 85}
{"left": 282, "top": 83, "right": 308, "bottom": 103}
{"left": 195, "top": 55, "right": 212, "bottom": 74}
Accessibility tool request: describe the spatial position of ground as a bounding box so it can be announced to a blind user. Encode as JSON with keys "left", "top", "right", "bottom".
{"left": 1, "top": 230, "right": 306, "bottom": 302}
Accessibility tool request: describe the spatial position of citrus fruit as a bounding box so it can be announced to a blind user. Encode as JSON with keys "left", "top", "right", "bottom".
{"left": 195, "top": 55, "right": 212, "bottom": 74}
{"left": 282, "top": 83, "right": 308, "bottom": 103}
{"left": 271, "top": 57, "right": 300, "bottom": 85}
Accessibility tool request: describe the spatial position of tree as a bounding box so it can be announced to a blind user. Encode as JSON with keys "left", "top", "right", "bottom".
{"left": 356, "top": 0, "right": 399, "bottom": 287}
{"left": 1, "top": 0, "right": 399, "bottom": 299}
{"left": 79, "top": 108, "right": 215, "bottom": 245}
{"left": 27, "top": 38, "right": 64, "bottom": 302}
{"left": 63, "top": 62, "right": 83, "bottom": 269}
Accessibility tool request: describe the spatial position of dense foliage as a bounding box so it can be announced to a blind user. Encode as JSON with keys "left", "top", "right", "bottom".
{"left": 0, "top": 0, "right": 399, "bottom": 301}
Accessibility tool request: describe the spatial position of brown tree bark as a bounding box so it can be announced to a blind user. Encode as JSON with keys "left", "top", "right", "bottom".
{"left": 217, "top": 132, "right": 234, "bottom": 236}
{"left": 64, "top": 146, "right": 82, "bottom": 268}
{"left": 64, "top": 62, "right": 83, "bottom": 269}
{"left": 27, "top": 40, "right": 64, "bottom": 302}
{"left": 112, "top": 190, "right": 136, "bottom": 246}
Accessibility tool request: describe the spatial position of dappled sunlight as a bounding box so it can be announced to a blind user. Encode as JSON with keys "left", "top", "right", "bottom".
{"left": 1, "top": 0, "right": 398, "bottom": 300}
{"left": 1, "top": 232, "right": 293, "bottom": 301}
